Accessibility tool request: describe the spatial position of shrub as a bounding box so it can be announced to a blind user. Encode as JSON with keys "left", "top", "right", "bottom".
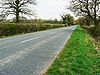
{"left": 0, "top": 23, "right": 65, "bottom": 37}
{"left": 91, "top": 25, "right": 100, "bottom": 36}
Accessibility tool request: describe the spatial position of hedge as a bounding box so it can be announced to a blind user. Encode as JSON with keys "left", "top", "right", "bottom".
{"left": 0, "top": 23, "right": 65, "bottom": 37}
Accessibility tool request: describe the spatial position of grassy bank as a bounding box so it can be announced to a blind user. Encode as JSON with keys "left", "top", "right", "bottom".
{"left": 45, "top": 26, "right": 100, "bottom": 75}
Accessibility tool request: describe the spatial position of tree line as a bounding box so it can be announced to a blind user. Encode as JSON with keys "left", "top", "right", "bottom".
{"left": 69, "top": 0, "right": 100, "bottom": 35}
{"left": 69, "top": 0, "right": 100, "bottom": 26}
{"left": 0, "top": 0, "right": 99, "bottom": 27}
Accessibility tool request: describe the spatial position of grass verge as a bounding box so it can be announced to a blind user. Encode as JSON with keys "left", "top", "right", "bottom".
{"left": 45, "top": 26, "right": 100, "bottom": 75}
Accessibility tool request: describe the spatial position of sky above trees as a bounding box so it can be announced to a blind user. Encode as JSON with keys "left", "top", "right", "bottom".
{"left": 35, "top": 0, "right": 75, "bottom": 20}
{"left": 1, "top": 0, "right": 76, "bottom": 20}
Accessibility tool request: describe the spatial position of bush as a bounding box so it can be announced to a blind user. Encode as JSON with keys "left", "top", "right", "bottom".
{"left": 91, "top": 25, "right": 100, "bottom": 36}
{"left": 0, "top": 23, "right": 65, "bottom": 37}
{"left": 0, "top": 23, "right": 16, "bottom": 36}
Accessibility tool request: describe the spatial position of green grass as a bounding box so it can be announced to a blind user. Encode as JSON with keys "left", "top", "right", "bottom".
{"left": 46, "top": 26, "right": 100, "bottom": 75}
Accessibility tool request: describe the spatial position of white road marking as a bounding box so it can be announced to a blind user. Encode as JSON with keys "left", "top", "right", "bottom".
{"left": 0, "top": 35, "right": 44, "bottom": 50}
{"left": 0, "top": 34, "right": 61, "bottom": 68}
{"left": 20, "top": 35, "right": 44, "bottom": 44}
{"left": 20, "top": 32, "right": 57, "bottom": 44}
{"left": 0, "top": 31, "right": 57, "bottom": 50}
{"left": 0, "top": 46, "right": 8, "bottom": 50}
{"left": 49, "top": 32, "right": 57, "bottom": 34}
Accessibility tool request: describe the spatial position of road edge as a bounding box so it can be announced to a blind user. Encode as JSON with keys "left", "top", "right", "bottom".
{"left": 42, "top": 25, "right": 78, "bottom": 75}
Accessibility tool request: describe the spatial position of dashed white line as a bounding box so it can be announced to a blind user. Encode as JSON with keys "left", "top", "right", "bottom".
{"left": 0, "top": 31, "right": 57, "bottom": 50}
{"left": 49, "top": 32, "right": 57, "bottom": 35}
{"left": 20, "top": 32, "right": 57, "bottom": 44}
{"left": 0, "top": 34, "right": 61, "bottom": 68}
{"left": 20, "top": 35, "right": 44, "bottom": 44}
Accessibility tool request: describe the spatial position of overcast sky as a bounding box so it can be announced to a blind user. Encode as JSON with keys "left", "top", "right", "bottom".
{"left": 6, "top": 0, "right": 75, "bottom": 20}
{"left": 34, "top": 0, "right": 75, "bottom": 20}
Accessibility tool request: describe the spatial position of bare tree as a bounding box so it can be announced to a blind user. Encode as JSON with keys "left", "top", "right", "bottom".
{"left": 0, "top": 0, "right": 37, "bottom": 23}
{"left": 69, "top": 0, "right": 100, "bottom": 26}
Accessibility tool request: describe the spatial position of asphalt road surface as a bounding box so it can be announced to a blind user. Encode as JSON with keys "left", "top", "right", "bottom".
{"left": 0, "top": 25, "right": 77, "bottom": 75}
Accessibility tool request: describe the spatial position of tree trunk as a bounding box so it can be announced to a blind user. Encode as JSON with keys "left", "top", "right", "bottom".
{"left": 93, "top": 19, "right": 99, "bottom": 26}
{"left": 16, "top": 12, "right": 19, "bottom": 23}
{"left": 15, "top": 0, "right": 20, "bottom": 23}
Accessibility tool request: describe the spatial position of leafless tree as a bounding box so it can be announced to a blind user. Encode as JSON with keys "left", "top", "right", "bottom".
{"left": 0, "top": 0, "right": 37, "bottom": 23}
{"left": 69, "top": 0, "right": 100, "bottom": 26}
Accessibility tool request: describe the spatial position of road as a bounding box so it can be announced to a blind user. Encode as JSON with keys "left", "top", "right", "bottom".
{"left": 0, "top": 25, "right": 77, "bottom": 75}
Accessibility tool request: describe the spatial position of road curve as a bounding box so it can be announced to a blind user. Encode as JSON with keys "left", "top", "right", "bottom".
{"left": 0, "top": 25, "right": 77, "bottom": 75}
